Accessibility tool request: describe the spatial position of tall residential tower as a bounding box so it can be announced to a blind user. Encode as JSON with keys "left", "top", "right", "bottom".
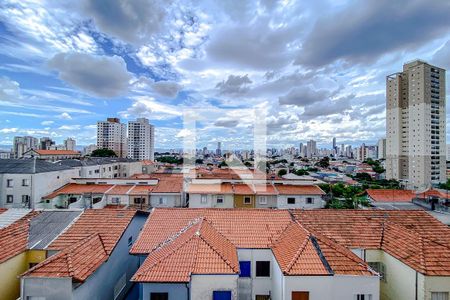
{"left": 127, "top": 118, "right": 155, "bottom": 160}
{"left": 386, "top": 60, "right": 446, "bottom": 189}
{"left": 97, "top": 118, "right": 127, "bottom": 158}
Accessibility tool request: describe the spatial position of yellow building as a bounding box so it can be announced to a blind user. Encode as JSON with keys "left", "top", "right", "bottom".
{"left": 233, "top": 184, "right": 255, "bottom": 208}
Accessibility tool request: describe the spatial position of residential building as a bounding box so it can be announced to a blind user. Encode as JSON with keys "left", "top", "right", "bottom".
{"left": 216, "top": 142, "right": 222, "bottom": 156}
{"left": 0, "top": 159, "right": 78, "bottom": 209}
{"left": 83, "top": 144, "right": 97, "bottom": 156}
{"left": 20, "top": 209, "right": 148, "bottom": 300}
{"left": 274, "top": 184, "right": 325, "bottom": 209}
{"left": 97, "top": 117, "right": 127, "bottom": 158}
{"left": 386, "top": 60, "right": 446, "bottom": 189}
{"left": 13, "top": 136, "right": 38, "bottom": 158}
{"left": 64, "top": 137, "right": 76, "bottom": 151}
{"left": 188, "top": 183, "right": 234, "bottom": 208}
{"left": 23, "top": 149, "right": 81, "bottom": 161}
{"left": 130, "top": 209, "right": 380, "bottom": 300}
{"left": 378, "top": 138, "right": 387, "bottom": 159}
{"left": 128, "top": 118, "right": 155, "bottom": 161}
{"left": 0, "top": 150, "right": 11, "bottom": 159}
{"left": 39, "top": 137, "right": 55, "bottom": 150}
{"left": 306, "top": 140, "right": 317, "bottom": 158}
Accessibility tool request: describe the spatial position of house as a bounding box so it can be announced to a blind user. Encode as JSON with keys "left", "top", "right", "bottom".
{"left": 188, "top": 183, "right": 234, "bottom": 208}
{"left": 149, "top": 176, "right": 184, "bottom": 208}
{"left": 130, "top": 208, "right": 380, "bottom": 300}
{"left": 23, "top": 149, "right": 81, "bottom": 161}
{"left": 233, "top": 184, "right": 255, "bottom": 208}
{"left": 21, "top": 209, "right": 148, "bottom": 300}
{"left": 292, "top": 210, "right": 450, "bottom": 300}
{"left": 274, "top": 185, "right": 325, "bottom": 209}
{"left": 0, "top": 209, "right": 81, "bottom": 300}
{"left": 254, "top": 183, "right": 278, "bottom": 208}
{"left": 0, "top": 159, "right": 79, "bottom": 209}
{"left": 366, "top": 189, "right": 415, "bottom": 204}
{"left": 58, "top": 157, "right": 143, "bottom": 178}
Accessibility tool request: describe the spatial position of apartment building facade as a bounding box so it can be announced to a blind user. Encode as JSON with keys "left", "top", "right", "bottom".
{"left": 13, "top": 136, "right": 38, "bottom": 158}
{"left": 386, "top": 60, "right": 446, "bottom": 189}
{"left": 97, "top": 118, "right": 127, "bottom": 158}
{"left": 128, "top": 118, "right": 155, "bottom": 161}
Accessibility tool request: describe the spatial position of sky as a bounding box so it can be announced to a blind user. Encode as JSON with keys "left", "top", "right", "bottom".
{"left": 0, "top": 0, "right": 450, "bottom": 151}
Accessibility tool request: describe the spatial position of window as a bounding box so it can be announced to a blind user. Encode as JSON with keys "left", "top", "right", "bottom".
{"left": 213, "top": 291, "right": 231, "bottom": 300}
{"left": 7, "top": 179, "right": 13, "bottom": 187}
{"left": 159, "top": 197, "right": 166, "bottom": 205}
{"left": 368, "top": 262, "right": 386, "bottom": 282}
{"left": 6, "top": 195, "right": 13, "bottom": 203}
{"left": 256, "top": 261, "right": 270, "bottom": 277}
{"left": 355, "top": 295, "right": 372, "bottom": 300}
{"left": 128, "top": 236, "right": 133, "bottom": 247}
{"left": 259, "top": 196, "right": 267, "bottom": 205}
{"left": 201, "top": 194, "right": 207, "bottom": 203}
{"left": 150, "top": 293, "right": 168, "bottom": 300}
{"left": 111, "top": 197, "right": 120, "bottom": 204}
{"left": 256, "top": 296, "right": 270, "bottom": 300}
{"left": 292, "top": 291, "right": 309, "bottom": 300}
{"left": 239, "top": 261, "right": 251, "bottom": 277}
{"left": 216, "top": 195, "right": 224, "bottom": 204}
{"left": 306, "top": 197, "right": 314, "bottom": 204}
{"left": 287, "top": 197, "right": 296, "bottom": 204}
{"left": 432, "top": 292, "right": 449, "bottom": 300}
{"left": 22, "top": 179, "right": 29, "bottom": 186}
{"left": 134, "top": 197, "right": 144, "bottom": 204}
{"left": 244, "top": 196, "right": 251, "bottom": 204}
{"left": 29, "top": 262, "right": 38, "bottom": 269}
{"left": 22, "top": 195, "right": 30, "bottom": 203}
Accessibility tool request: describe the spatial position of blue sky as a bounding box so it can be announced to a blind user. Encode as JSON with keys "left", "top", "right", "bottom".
{"left": 0, "top": 0, "right": 449, "bottom": 150}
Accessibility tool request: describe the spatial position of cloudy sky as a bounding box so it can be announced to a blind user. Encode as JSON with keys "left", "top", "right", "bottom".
{"left": 0, "top": 0, "right": 449, "bottom": 150}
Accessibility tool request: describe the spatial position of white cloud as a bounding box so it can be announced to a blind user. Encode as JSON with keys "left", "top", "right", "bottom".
{"left": 59, "top": 112, "right": 72, "bottom": 120}
{"left": 41, "top": 120, "right": 54, "bottom": 126}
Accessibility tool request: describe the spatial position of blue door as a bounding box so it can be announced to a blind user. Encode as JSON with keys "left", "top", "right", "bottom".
{"left": 213, "top": 291, "right": 232, "bottom": 300}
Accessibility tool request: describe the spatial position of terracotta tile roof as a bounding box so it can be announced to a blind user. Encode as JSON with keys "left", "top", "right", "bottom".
{"left": 132, "top": 218, "right": 239, "bottom": 282}
{"left": 48, "top": 209, "right": 136, "bottom": 254}
{"left": 254, "top": 184, "right": 278, "bottom": 195}
{"left": 43, "top": 183, "right": 114, "bottom": 199}
{"left": 105, "top": 185, "right": 134, "bottom": 195}
{"left": 292, "top": 209, "right": 450, "bottom": 275}
{"left": 22, "top": 234, "right": 108, "bottom": 282}
{"left": 274, "top": 185, "right": 325, "bottom": 195}
{"left": 0, "top": 208, "right": 6, "bottom": 215}
{"left": 366, "top": 189, "right": 415, "bottom": 202}
{"left": 0, "top": 211, "right": 38, "bottom": 263}
{"left": 233, "top": 184, "right": 254, "bottom": 195}
{"left": 187, "top": 183, "right": 234, "bottom": 194}
{"left": 35, "top": 150, "right": 80, "bottom": 155}
{"left": 152, "top": 178, "right": 183, "bottom": 193}
{"left": 128, "top": 185, "right": 155, "bottom": 195}
{"left": 131, "top": 208, "right": 291, "bottom": 254}
{"left": 416, "top": 188, "right": 450, "bottom": 200}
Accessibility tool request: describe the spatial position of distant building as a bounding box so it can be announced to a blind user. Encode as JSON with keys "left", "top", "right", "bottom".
{"left": 0, "top": 150, "right": 11, "bottom": 159}
{"left": 378, "top": 138, "right": 387, "bottom": 159}
{"left": 23, "top": 149, "right": 81, "bottom": 161}
{"left": 83, "top": 144, "right": 97, "bottom": 156}
{"left": 64, "top": 138, "right": 76, "bottom": 151}
{"left": 39, "top": 137, "right": 55, "bottom": 150}
{"left": 13, "top": 136, "right": 38, "bottom": 158}
{"left": 306, "top": 139, "right": 316, "bottom": 158}
{"left": 97, "top": 118, "right": 127, "bottom": 158}
{"left": 386, "top": 60, "right": 446, "bottom": 189}
{"left": 128, "top": 118, "right": 155, "bottom": 160}
{"left": 216, "top": 142, "right": 222, "bottom": 156}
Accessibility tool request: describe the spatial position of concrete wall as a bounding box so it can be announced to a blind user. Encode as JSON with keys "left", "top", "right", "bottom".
{"left": 106, "top": 194, "right": 130, "bottom": 205}
{"left": 0, "top": 252, "right": 28, "bottom": 300}
{"left": 188, "top": 193, "right": 234, "bottom": 208}
{"left": 422, "top": 275, "right": 450, "bottom": 300}
{"left": 150, "top": 194, "right": 182, "bottom": 207}
{"left": 255, "top": 195, "right": 277, "bottom": 208}
{"left": 237, "top": 249, "right": 273, "bottom": 299}
{"left": 276, "top": 195, "right": 323, "bottom": 209}
{"left": 234, "top": 195, "right": 255, "bottom": 208}
{"left": 141, "top": 283, "right": 188, "bottom": 300}
{"left": 191, "top": 274, "right": 238, "bottom": 300}
{"left": 21, "top": 277, "right": 73, "bottom": 300}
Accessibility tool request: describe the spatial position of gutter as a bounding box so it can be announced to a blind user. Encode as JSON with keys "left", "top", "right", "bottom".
{"left": 415, "top": 271, "right": 418, "bottom": 300}
{"left": 185, "top": 282, "right": 190, "bottom": 300}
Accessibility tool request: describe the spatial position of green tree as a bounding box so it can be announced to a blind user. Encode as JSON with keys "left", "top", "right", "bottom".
{"left": 91, "top": 148, "right": 117, "bottom": 157}
{"left": 316, "top": 157, "right": 330, "bottom": 168}
{"left": 195, "top": 159, "right": 204, "bottom": 164}
{"left": 278, "top": 169, "right": 287, "bottom": 177}
{"left": 293, "top": 169, "right": 309, "bottom": 176}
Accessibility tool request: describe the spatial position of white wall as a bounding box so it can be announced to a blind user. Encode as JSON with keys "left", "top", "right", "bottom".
{"left": 237, "top": 249, "right": 273, "bottom": 299}
{"left": 189, "top": 194, "right": 234, "bottom": 208}
{"left": 150, "top": 193, "right": 182, "bottom": 207}
{"left": 276, "top": 195, "right": 323, "bottom": 209}
{"left": 191, "top": 275, "right": 238, "bottom": 300}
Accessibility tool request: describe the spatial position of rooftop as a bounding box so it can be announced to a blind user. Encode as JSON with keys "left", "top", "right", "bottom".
{"left": 366, "top": 189, "right": 415, "bottom": 202}
{"left": 33, "top": 150, "right": 80, "bottom": 155}
{"left": 0, "top": 159, "right": 73, "bottom": 174}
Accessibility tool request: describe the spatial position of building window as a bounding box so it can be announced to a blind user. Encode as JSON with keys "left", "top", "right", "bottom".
{"left": 22, "top": 195, "right": 30, "bottom": 203}
{"left": 128, "top": 236, "right": 133, "bottom": 247}
{"left": 355, "top": 295, "right": 372, "bottom": 300}
{"left": 256, "top": 261, "right": 270, "bottom": 277}
{"left": 111, "top": 197, "right": 120, "bottom": 204}
{"left": 306, "top": 197, "right": 314, "bottom": 204}
{"left": 244, "top": 196, "right": 251, "bottom": 204}
{"left": 368, "top": 262, "right": 386, "bottom": 282}
{"left": 159, "top": 197, "right": 165, "bottom": 205}
{"left": 150, "top": 293, "right": 168, "bottom": 300}
{"left": 133, "top": 198, "right": 144, "bottom": 204}
{"left": 216, "top": 195, "right": 224, "bottom": 204}
{"left": 201, "top": 195, "right": 207, "bottom": 203}
{"left": 239, "top": 261, "right": 251, "bottom": 277}
{"left": 432, "top": 292, "right": 449, "bottom": 300}
{"left": 22, "top": 179, "right": 29, "bottom": 186}
{"left": 213, "top": 291, "right": 231, "bottom": 300}
{"left": 287, "top": 197, "right": 296, "bottom": 204}
{"left": 259, "top": 196, "right": 267, "bottom": 205}
{"left": 6, "top": 195, "right": 13, "bottom": 203}
{"left": 7, "top": 179, "right": 13, "bottom": 187}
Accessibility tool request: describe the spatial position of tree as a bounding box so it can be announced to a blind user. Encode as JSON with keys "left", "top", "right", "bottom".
{"left": 355, "top": 172, "right": 372, "bottom": 182}
{"left": 195, "top": 159, "right": 204, "bottom": 164}
{"left": 277, "top": 169, "right": 287, "bottom": 177}
{"left": 293, "top": 169, "right": 309, "bottom": 176}
{"left": 316, "top": 156, "right": 330, "bottom": 168}
{"left": 91, "top": 148, "right": 117, "bottom": 157}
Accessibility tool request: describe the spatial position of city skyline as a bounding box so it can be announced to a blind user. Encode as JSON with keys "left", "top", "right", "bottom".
{"left": 1, "top": 1, "right": 450, "bottom": 150}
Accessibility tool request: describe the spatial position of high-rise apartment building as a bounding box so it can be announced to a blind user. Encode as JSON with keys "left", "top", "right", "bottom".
{"left": 216, "top": 142, "right": 222, "bottom": 156}
{"left": 378, "top": 138, "right": 386, "bottom": 160}
{"left": 127, "top": 118, "right": 155, "bottom": 160}
{"left": 386, "top": 60, "right": 446, "bottom": 189}
{"left": 64, "top": 138, "right": 76, "bottom": 151}
{"left": 13, "top": 136, "right": 38, "bottom": 158}
{"left": 39, "top": 137, "right": 55, "bottom": 150}
{"left": 97, "top": 118, "right": 127, "bottom": 158}
{"left": 306, "top": 140, "right": 317, "bottom": 158}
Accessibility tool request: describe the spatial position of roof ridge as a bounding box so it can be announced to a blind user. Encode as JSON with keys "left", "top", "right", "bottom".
{"left": 285, "top": 229, "right": 311, "bottom": 273}
{"left": 310, "top": 235, "right": 333, "bottom": 275}
{"left": 151, "top": 217, "right": 204, "bottom": 252}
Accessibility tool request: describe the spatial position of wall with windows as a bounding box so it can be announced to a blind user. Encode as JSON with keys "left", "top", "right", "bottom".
{"left": 234, "top": 195, "right": 255, "bottom": 208}
{"left": 106, "top": 194, "right": 130, "bottom": 205}
{"left": 141, "top": 283, "right": 187, "bottom": 300}
{"left": 237, "top": 249, "right": 273, "bottom": 299}
{"left": 255, "top": 195, "right": 277, "bottom": 208}
{"left": 423, "top": 276, "right": 450, "bottom": 300}
{"left": 188, "top": 193, "right": 234, "bottom": 208}
{"left": 150, "top": 193, "right": 182, "bottom": 207}
{"left": 276, "top": 195, "right": 323, "bottom": 209}
{"left": 191, "top": 274, "right": 238, "bottom": 300}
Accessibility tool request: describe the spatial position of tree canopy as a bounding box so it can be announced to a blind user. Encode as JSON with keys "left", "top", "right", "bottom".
{"left": 91, "top": 148, "right": 117, "bottom": 157}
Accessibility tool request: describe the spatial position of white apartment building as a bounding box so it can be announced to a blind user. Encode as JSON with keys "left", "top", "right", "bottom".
{"left": 386, "top": 60, "right": 446, "bottom": 189}
{"left": 378, "top": 138, "right": 386, "bottom": 159}
{"left": 97, "top": 118, "right": 127, "bottom": 158}
{"left": 13, "top": 136, "right": 38, "bottom": 158}
{"left": 64, "top": 138, "right": 76, "bottom": 151}
{"left": 128, "top": 118, "right": 155, "bottom": 160}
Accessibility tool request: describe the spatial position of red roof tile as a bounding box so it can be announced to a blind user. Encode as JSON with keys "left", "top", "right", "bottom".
{"left": 43, "top": 183, "right": 114, "bottom": 199}
{"left": 152, "top": 178, "right": 183, "bottom": 193}
{"left": 254, "top": 184, "right": 278, "bottom": 195}
{"left": 105, "top": 185, "right": 134, "bottom": 195}
{"left": 128, "top": 185, "right": 155, "bottom": 195}
{"left": 34, "top": 150, "right": 80, "bottom": 155}
{"left": 132, "top": 218, "right": 239, "bottom": 282}
{"left": 233, "top": 184, "right": 254, "bottom": 195}
{"left": 275, "top": 185, "right": 325, "bottom": 195}
{"left": 367, "top": 189, "right": 415, "bottom": 202}
{"left": 187, "top": 183, "right": 234, "bottom": 194}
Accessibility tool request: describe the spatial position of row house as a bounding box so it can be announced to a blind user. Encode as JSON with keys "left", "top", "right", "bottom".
{"left": 188, "top": 183, "right": 325, "bottom": 209}
{"left": 130, "top": 208, "right": 380, "bottom": 300}
{"left": 20, "top": 209, "right": 148, "bottom": 300}
{"left": 23, "top": 149, "right": 81, "bottom": 161}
